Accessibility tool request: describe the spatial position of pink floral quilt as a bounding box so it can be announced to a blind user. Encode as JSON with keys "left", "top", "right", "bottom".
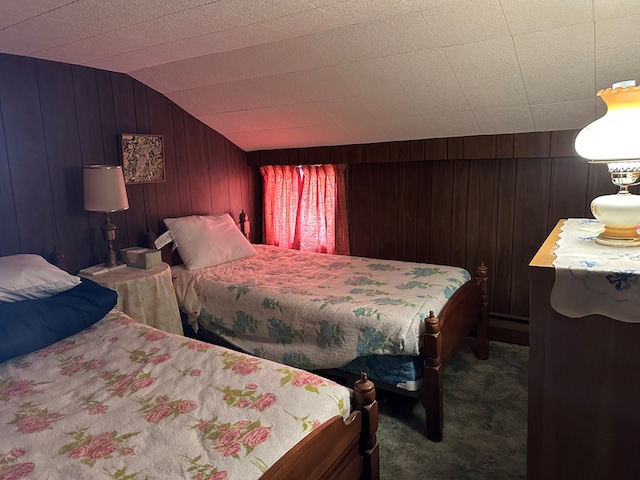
{"left": 0, "top": 311, "right": 351, "bottom": 479}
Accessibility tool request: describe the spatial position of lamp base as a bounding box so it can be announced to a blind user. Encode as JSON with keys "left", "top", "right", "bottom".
{"left": 590, "top": 190, "right": 640, "bottom": 247}
{"left": 595, "top": 233, "right": 640, "bottom": 247}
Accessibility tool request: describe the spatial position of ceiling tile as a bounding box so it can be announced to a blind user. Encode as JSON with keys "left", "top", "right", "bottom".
{"left": 514, "top": 23, "right": 595, "bottom": 104}
{"left": 287, "top": 66, "right": 355, "bottom": 101}
{"left": 301, "top": 124, "right": 351, "bottom": 147}
{"left": 595, "top": 13, "right": 640, "bottom": 87}
{"left": 423, "top": 102, "right": 480, "bottom": 137}
{"left": 445, "top": 36, "right": 527, "bottom": 109}
{"left": 0, "top": 0, "right": 72, "bottom": 29}
{"left": 317, "top": 0, "right": 416, "bottom": 24}
{"left": 385, "top": 48, "right": 457, "bottom": 91}
{"left": 317, "top": 96, "right": 375, "bottom": 124}
{"left": 212, "top": 0, "right": 314, "bottom": 22}
{"left": 277, "top": 103, "right": 333, "bottom": 126}
{"left": 421, "top": 0, "right": 510, "bottom": 47}
{"left": 199, "top": 107, "right": 296, "bottom": 134}
{"left": 531, "top": 100, "right": 596, "bottom": 132}
{"left": 500, "top": 0, "right": 592, "bottom": 35}
{"left": 594, "top": 0, "right": 640, "bottom": 21}
{"left": 475, "top": 105, "right": 534, "bottom": 134}
{"left": 332, "top": 58, "right": 403, "bottom": 96}
{"left": 339, "top": 120, "right": 391, "bottom": 145}
{"left": 261, "top": 7, "right": 349, "bottom": 35}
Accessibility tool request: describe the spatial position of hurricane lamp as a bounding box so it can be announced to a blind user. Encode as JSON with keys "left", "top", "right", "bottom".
{"left": 575, "top": 80, "right": 640, "bottom": 246}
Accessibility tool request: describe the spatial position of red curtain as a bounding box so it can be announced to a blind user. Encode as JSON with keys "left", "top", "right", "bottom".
{"left": 260, "top": 164, "right": 349, "bottom": 255}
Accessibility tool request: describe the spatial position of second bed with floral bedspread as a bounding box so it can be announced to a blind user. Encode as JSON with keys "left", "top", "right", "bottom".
{"left": 172, "top": 244, "right": 471, "bottom": 371}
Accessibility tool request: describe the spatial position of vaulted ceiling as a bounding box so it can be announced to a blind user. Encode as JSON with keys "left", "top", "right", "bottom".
{"left": 1, "top": 0, "right": 639, "bottom": 151}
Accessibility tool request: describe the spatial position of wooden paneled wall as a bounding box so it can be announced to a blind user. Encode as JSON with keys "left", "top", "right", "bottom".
{"left": 247, "top": 132, "right": 620, "bottom": 322}
{"left": 0, "top": 53, "right": 259, "bottom": 274}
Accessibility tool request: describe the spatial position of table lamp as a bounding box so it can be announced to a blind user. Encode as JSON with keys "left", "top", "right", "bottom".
{"left": 83, "top": 165, "right": 130, "bottom": 266}
{"left": 575, "top": 80, "right": 640, "bottom": 246}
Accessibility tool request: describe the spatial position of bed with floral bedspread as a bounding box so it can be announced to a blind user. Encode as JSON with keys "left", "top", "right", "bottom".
{"left": 0, "top": 310, "right": 358, "bottom": 479}
{"left": 172, "top": 244, "right": 471, "bottom": 372}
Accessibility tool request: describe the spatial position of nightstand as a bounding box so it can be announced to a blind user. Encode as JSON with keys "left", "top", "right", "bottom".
{"left": 80, "top": 262, "right": 183, "bottom": 335}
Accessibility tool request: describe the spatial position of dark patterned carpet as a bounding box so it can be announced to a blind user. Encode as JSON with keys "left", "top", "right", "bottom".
{"left": 376, "top": 341, "right": 528, "bottom": 480}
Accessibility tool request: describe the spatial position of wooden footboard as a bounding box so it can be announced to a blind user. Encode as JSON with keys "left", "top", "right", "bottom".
{"left": 421, "top": 263, "right": 489, "bottom": 441}
{"left": 262, "top": 373, "right": 379, "bottom": 480}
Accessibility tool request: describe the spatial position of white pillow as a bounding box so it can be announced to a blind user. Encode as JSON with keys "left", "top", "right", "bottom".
{"left": 0, "top": 254, "right": 82, "bottom": 302}
{"left": 163, "top": 214, "right": 257, "bottom": 270}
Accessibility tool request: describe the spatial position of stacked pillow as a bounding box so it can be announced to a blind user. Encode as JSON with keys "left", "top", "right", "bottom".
{"left": 163, "top": 213, "right": 257, "bottom": 270}
{"left": 0, "top": 254, "right": 117, "bottom": 362}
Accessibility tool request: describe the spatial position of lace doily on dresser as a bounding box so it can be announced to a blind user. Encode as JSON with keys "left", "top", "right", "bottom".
{"left": 550, "top": 218, "right": 640, "bottom": 322}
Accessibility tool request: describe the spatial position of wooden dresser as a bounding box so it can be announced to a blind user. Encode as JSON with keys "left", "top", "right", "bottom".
{"left": 527, "top": 219, "right": 640, "bottom": 479}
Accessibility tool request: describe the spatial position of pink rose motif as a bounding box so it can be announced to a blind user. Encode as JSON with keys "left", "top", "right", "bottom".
{"left": 4, "top": 380, "right": 38, "bottom": 398}
{"left": 0, "top": 461, "right": 35, "bottom": 479}
{"left": 146, "top": 404, "right": 172, "bottom": 423}
{"left": 235, "top": 420, "right": 251, "bottom": 428}
{"left": 246, "top": 384, "right": 258, "bottom": 390}
{"left": 291, "top": 372, "right": 323, "bottom": 387}
{"left": 73, "top": 355, "right": 85, "bottom": 362}
{"left": 70, "top": 446, "right": 91, "bottom": 459}
{"left": 130, "top": 377, "right": 155, "bottom": 392}
{"left": 10, "top": 449, "right": 26, "bottom": 458}
{"left": 177, "top": 400, "right": 198, "bottom": 414}
{"left": 243, "top": 426, "right": 271, "bottom": 448}
{"left": 16, "top": 416, "right": 50, "bottom": 434}
{"left": 213, "top": 428, "right": 243, "bottom": 447}
{"left": 151, "top": 353, "right": 171, "bottom": 365}
{"left": 144, "top": 330, "right": 167, "bottom": 341}
{"left": 62, "top": 363, "right": 84, "bottom": 376}
{"left": 156, "top": 395, "right": 170, "bottom": 404}
{"left": 191, "top": 369, "right": 201, "bottom": 377}
{"left": 220, "top": 443, "right": 241, "bottom": 457}
{"left": 188, "top": 341, "right": 210, "bottom": 350}
{"left": 197, "top": 420, "right": 211, "bottom": 431}
{"left": 251, "top": 393, "right": 276, "bottom": 412}
{"left": 119, "top": 447, "right": 135, "bottom": 456}
{"left": 209, "top": 472, "right": 228, "bottom": 480}
{"left": 231, "top": 360, "right": 258, "bottom": 375}
{"left": 90, "top": 359, "right": 107, "bottom": 370}
{"left": 236, "top": 398, "right": 251, "bottom": 409}
{"left": 88, "top": 441, "right": 117, "bottom": 460}
{"left": 48, "top": 412, "right": 62, "bottom": 420}
{"left": 89, "top": 405, "right": 109, "bottom": 415}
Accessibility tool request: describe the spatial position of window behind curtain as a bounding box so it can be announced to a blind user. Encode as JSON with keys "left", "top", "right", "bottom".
{"left": 260, "top": 164, "right": 349, "bottom": 255}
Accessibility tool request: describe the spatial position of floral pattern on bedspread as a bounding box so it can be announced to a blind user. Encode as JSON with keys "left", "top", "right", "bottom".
{"left": 0, "top": 311, "right": 351, "bottom": 480}
{"left": 172, "top": 245, "right": 471, "bottom": 369}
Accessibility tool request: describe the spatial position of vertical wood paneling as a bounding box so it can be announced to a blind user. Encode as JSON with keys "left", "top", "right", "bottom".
{"left": 147, "top": 89, "right": 181, "bottom": 231}
{"left": 0, "top": 55, "right": 57, "bottom": 256}
{"left": 37, "top": 60, "right": 90, "bottom": 273}
{"left": 206, "top": 129, "right": 230, "bottom": 214}
{"left": 429, "top": 161, "right": 454, "bottom": 264}
{"left": 466, "top": 159, "right": 500, "bottom": 307}
{"left": 493, "top": 159, "right": 517, "bottom": 314}
{"left": 0, "top": 101, "right": 20, "bottom": 256}
{"left": 548, "top": 156, "right": 590, "bottom": 230}
{"left": 112, "top": 73, "right": 145, "bottom": 249}
{"left": 171, "top": 105, "right": 192, "bottom": 217}
{"left": 373, "top": 163, "right": 398, "bottom": 260}
{"left": 398, "top": 162, "right": 419, "bottom": 261}
{"left": 0, "top": 53, "right": 253, "bottom": 273}
{"left": 510, "top": 158, "right": 551, "bottom": 316}
{"left": 450, "top": 160, "right": 469, "bottom": 268}
{"left": 349, "top": 163, "right": 376, "bottom": 258}
{"left": 415, "top": 162, "right": 433, "bottom": 263}
{"left": 184, "top": 115, "right": 211, "bottom": 214}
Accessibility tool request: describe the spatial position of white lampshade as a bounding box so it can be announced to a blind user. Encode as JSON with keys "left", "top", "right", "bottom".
{"left": 83, "top": 165, "right": 129, "bottom": 212}
{"left": 575, "top": 80, "right": 640, "bottom": 161}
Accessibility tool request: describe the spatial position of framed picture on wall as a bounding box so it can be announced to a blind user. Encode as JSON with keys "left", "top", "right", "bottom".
{"left": 120, "top": 133, "right": 165, "bottom": 184}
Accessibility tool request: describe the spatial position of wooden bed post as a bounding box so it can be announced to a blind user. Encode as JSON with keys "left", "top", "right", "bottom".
{"left": 354, "top": 372, "right": 380, "bottom": 480}
{"left": 422, "top": 311, "right": 444, "bottom": 442}
{"left": 475, "top": 263, "right": 490, "bottom": 360}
